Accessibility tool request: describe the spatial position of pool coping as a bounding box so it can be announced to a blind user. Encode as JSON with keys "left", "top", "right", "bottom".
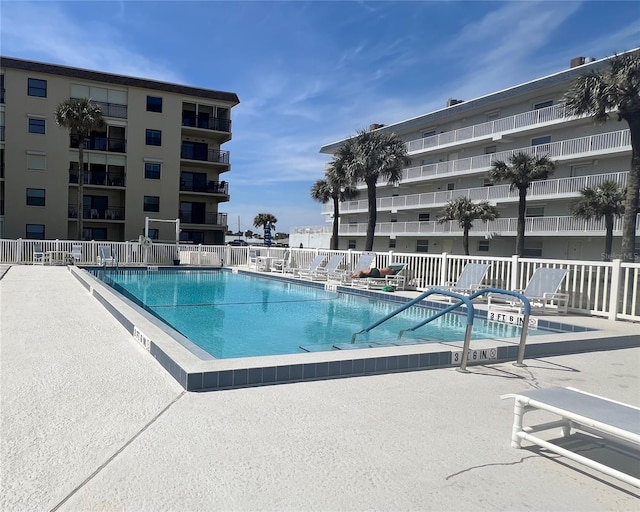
{"left": 70, "top": 266, "right": 640, "bottom": 392}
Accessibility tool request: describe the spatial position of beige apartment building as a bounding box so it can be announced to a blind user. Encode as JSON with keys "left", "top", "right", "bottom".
{"left": 0, "top": 56, "right": 239, "bottom": 244}
{"left": 319, "top": 50, "right": 639, "bottom": 261}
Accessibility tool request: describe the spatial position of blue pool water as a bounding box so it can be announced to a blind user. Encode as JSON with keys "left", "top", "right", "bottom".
{"left": 96, "top": 269, "right": 553, "bottom": 359}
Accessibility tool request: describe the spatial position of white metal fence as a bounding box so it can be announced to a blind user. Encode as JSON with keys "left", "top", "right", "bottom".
{"left": 1, "top": 239, "right": 638, "bottom": 321}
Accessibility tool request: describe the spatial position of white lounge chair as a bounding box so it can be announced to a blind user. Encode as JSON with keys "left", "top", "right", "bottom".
{"left": 293, "top": 254, "right": 327, "bottom": 277}
{"left": 247, "top": 249, "right": 261, "bottom": 269}
{"left": 298, "top": 254, "right": 345, "bottom": 281}
{"left": 488, "top": 267, "right": 569, "bottom": 314}
{"left": 71, "top": 244, "right": 82, "bottom": 264}
{"left": 33, "top": 243, "right": 46, "bottom": 265}
{"left": 329, "top": 252, "right": 376, "bottom": 283}
{"left": 97, "top": 245, "right": 116, "bottom": 267}
{"left": 351, "top": 263, "right": 408, "bottom": 291}
{"left": 270, "top": 250, "right": 291, "bottom": 273}
{"left": 502, "top": 387, "right": 640, "bottom": 488}
{"left": 438, "top": 263, "right": 491, "bottom": 295}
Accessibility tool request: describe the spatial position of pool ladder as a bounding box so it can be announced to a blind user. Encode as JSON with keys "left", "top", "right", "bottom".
{"left": 350, "top": 288, "right": 531, "bottom": 372}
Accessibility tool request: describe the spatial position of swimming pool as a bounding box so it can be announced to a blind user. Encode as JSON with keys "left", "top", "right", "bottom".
{"left": 94, "top": 268, "right": 554, "bottom": 359}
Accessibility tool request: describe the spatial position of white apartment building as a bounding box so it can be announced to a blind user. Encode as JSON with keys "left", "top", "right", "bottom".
{"left": 0, "top": 57, "right": 239, "bottom": 244}
{"left": 319, "top": 51, "right": 639, "bottom": 261}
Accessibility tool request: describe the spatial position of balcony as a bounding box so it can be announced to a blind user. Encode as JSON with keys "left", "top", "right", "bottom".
{"left": 325, "top": 172, "right": 630, "bottom": 215}
{"left": 71, "top": 98, "right": 128, "bottom": 119}
{"left": 180, "top": 144, "right": 230, "bottom": 165}
{"left": 68, "top": 205, "right": 125, "bottom": 220}
{"left": 182, "top": 114, "right": 231, "bottom": 132}
{"left": 339, "top": 214, "right": 640, "bottom": 237}
{"left": 70, "top": 135, "right": 126, "bottom": 153}
{"left": 406, "top": 103, "right": 585, "bottom": 154}
{"left": 179, "top": 211, "right": 228, "bottom": 226}
{"left": 0, "top": 87, "right": 4, "bottom": 104}
{"left": 0, "top": 125, "right": 4, "bottom": 141}
{"left": 69, "top": 170, "right": 125, "bottom": 187}
{"left": 180, "top": 180, "right": 228, "bottom": 195}
{"left": 394, "top": 129, "right": 631, "bottom": 186}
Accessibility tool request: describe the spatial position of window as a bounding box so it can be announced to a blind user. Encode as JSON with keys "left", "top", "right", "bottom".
{"left": 148, "top": 229, "right": 159, "bottom": 240}
{"left": 486, "top": 111, "right": 500, "bottom": 121}
{"left": 534, "top": 100, "right": 553, "bottom": 110}
{"left": 478, "top": 240, "right": 490, "bottom": 252}
{"left": 523, "top": 239, "right": 543, "bottom": 258}
{"left": 348, "top": 239, "right": 356, "bottom": 249}
{"left": 143, "top": 196, "right": 160, "bottom": 212}
{"left": 447, "top": 183, "right": 455, "bottom": 191}
{"left": 82, "top": 227, "right": 108, "bottom": 241}
{"left": 146, "top": 96, "right": 163, "bottom": 113}
{"left": 390, "top": 214, "right": 397, "bottom": 223}
{"left": 484, "top": 145, "right": 497, "bottom": 154}
{"left": 144, "top": 162, "right": 161, "bottom": 179}
{"left": 416, "top": 240, "right": 429, "bottom": 253}
{"left": 28, "top": 78, "right": 47, "bottom": 97}
{"left": 531, "top": 135, "right": 551, "bottom": 146}
{"left": 27, "top": 153, "right": 46, "bottom": 171}
{"left": 26, "top": 224, "right": 45, "bottom": 239}
{"left": 179, "top": 231, "right": 205, "bottom": 244}
{"left": 482, "top": 177, "right": 494, "bottom": 187}
{"left": 422, "top": 129, "right": 436, "bottom": 138}
{"left": 26, "top": 188, "right": 45, "bottom": 206}
{"left": 388, "top": 238, "right": 396, "bottom": 249}
{"left": 418, "top": 213, "right": 430, "bottom": 222}
{"left": 28, "top": 118, "right": 45, "bottom": 134}
{"left": 526, "top": 206, "right": 545, "bottom": 217}
{"left": 145, "top": 129, "right": 162, "bottom": 146}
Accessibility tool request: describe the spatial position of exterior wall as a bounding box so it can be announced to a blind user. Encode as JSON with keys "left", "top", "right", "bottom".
{"left": 317, "top": 51, "right": 639, "bottom": 260}
{"left": 0, "top": 57, "right": 238, "bottom": 242}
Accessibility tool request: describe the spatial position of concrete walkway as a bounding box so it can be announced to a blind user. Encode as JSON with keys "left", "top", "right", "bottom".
{"left": 1, "top": 266, "right": 638, "bottom": 511}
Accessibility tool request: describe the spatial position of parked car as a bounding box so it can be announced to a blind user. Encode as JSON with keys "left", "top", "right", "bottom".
{"left": 227, "top": 239, "right": 248, "bottom": 246}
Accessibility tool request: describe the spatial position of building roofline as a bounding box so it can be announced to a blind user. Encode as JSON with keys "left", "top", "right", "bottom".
{"left": 320, "top": 48, "right": 639, "bottom": 154}
{"left": 0, "top": 55, "right": 240, "bottom": 105}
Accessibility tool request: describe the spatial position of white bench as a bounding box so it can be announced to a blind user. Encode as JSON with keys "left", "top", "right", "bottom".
{"left": 501, "top": 387, "right": 640, "bottom": 488}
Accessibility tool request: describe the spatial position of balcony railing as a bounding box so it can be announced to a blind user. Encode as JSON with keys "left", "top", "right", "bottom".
{"left": 406, "top": 103, "right": 583, "bottom": 153}
{"left": 69, "top": 170, "right": 125, "bottom": 187}
{"left": 397, "top": 129, "right": 631, "bottom": 185}
{"left": 68, "top": 205, "right": 125, "bottom": 220}
{"left": 339, "top": 214, "right": 640, "bottom": 236}
{"left": 182, "top": 114, "right": 231, "bottom": 132}
{"left": 180, "top": 145, "right": 230, "bottom": 164}
{"left": 179, "top": 211, "right": 228, "bottom": 225}
{"left": 71, "top": 97, "right": 127, "bottom": 119}
{"left": 325, "top": 172, "right": 630, "bottom": 214}
{"left": 180, "top": 180, "right": 228, "bottom": 194}
{"left": 70, "top": 135, "right": 126, "bottom": 153}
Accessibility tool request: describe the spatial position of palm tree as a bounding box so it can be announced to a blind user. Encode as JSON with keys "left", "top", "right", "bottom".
{"left": 489, "top": 152, "right": 556, "bottom": 256}
{"left": 569, "top": 181, "right": 625, "bottom": 261}
{"left": 253, "top": 213, "right": 277, "bottom": 245}
{"left": 564, "top": 50, "right": 640, "bottom": 262}
{"left": 345, "top": 129, "right": 411, "bottom": 251}
{"left": 310, "top": 155, "right": 358, "bottom": 250}
{"left": 54, "top": 98, "right": 105, "bottom": 240}
{"left": 437, "top": 197, "right": 499, "bottom": 255}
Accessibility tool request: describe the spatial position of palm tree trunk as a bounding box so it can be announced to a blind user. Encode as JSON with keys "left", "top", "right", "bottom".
{"left": 621, "top": 115, "right": 640, "bottom": 262}
{"left": 331, "top": 196, "right": 340, "bottom": 250}
{"left": 463, "top": 226, "right": 470, "bottom": 255}
{"left": 365, "top": 178, "right": 377, "bottom": 251}
{"left": 516, "top": 187, "right": 527, "bottom": 257}
{"left": 77, "top": 141, "right": 85, "bottom": 240}
{"left": 604, "top": 214, "right": 614, "bottom": 262}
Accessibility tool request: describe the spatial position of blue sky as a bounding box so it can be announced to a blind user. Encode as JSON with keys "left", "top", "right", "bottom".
{"left": 2, "top": 1, "right": 639, "bottom": 235}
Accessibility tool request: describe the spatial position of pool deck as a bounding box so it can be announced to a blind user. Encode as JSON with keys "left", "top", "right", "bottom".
{"left": 1, "top": 265, "right": 639, "bottom": 510}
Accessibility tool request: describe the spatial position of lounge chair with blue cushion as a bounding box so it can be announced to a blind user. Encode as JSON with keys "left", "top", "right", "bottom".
{"left": 488, "top": 267, "right": 570, "bottom": 314}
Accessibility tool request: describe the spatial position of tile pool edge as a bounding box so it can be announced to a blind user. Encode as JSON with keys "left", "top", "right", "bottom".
{"left": 70, "top": 266, "right": 640, "bottom": 392}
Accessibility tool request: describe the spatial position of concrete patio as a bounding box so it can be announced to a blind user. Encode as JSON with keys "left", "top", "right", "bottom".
{"left": 1, "top": 265, "right": 638, "bottom": 511}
